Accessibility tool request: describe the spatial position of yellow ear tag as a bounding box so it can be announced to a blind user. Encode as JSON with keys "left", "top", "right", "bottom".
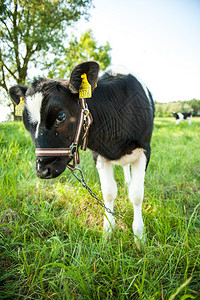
{"left": 79, "top": 73, "right": 92, "bottom": 99}
{"left": 15, "top": 97, "right": 25, "bottom": 116}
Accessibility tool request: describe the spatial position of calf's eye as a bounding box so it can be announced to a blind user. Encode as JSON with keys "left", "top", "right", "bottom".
{"left": 55, "top": 112, "right": 66, "bottom": 127}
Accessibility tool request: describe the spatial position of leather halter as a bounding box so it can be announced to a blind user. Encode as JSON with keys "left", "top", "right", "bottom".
{"left": 35, "top": 98, "right": 93, "bottom": 171}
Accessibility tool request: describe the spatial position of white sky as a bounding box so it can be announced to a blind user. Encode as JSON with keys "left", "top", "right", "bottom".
{"left": 75, "top": 0, "right": 200, "bottom": 102}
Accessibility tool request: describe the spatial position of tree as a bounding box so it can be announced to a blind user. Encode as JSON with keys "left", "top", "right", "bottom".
{"left": 0, "top": 0, "right": 92, "bottom": 118}
{"left": 188, "top": 99, "right": 200, "bottom": 116}
{"left": 45, "top": 29, "right": 112, "bottom": 78}
{"left": 155, "top": 100, "right": 200, "bottom": 117}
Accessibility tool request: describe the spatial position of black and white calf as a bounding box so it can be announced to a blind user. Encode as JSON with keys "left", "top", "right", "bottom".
{"left": 173, "top": 112, "right": 192, "bottom": 125}
{"left": 9, "top": 61, "right": 154, "bottom": 242}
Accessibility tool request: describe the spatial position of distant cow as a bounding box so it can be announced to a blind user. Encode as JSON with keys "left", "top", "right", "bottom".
{"left": 173, "top": 112, "right": 192, "bottom": 125}
{"left": 9, "top": 61, "right": 154, "bottom": 244}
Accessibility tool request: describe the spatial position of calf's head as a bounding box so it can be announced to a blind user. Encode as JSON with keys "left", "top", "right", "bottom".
{"left": 9, "top": 61, "right": 99, "bottom": 179}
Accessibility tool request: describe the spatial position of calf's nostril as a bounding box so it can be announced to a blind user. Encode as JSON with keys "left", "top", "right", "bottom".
{"left": 36, "top": 167, "right": 51, "bottom": 179}
{"left": 42, "top": 169, "right": 49, "bottom": 176}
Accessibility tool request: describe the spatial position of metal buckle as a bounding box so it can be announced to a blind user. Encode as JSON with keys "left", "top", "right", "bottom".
{"left": 83, "top": 108, "right": 90, "bottom": 119}
{"left": 69, "top": 143, "right": 78, "bottom": 158}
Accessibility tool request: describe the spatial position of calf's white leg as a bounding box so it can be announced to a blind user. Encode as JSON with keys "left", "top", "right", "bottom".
{"left": 123, "top": 164, "right": 131, "bottom": 186}
{"left": 129, "top": 151, "right": 146, "bottom": 241}
{"left": 96, "top": 155, "right": 117, "bottom": 233}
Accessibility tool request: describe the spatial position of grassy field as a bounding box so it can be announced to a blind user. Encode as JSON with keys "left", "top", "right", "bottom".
{"left": 0, "top": 118, "right": 199, "bottom": 299}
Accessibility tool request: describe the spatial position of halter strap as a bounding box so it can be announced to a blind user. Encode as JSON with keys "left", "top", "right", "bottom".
{"left": 35, "top": 98, "right": 93, "bottom": 171}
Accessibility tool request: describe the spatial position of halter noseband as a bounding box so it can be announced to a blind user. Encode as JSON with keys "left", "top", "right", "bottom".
{"left": 35, "top": 98, "right": 93, "bottom": 171}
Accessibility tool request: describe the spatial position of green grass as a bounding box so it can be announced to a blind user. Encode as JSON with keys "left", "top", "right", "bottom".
{"left": 0, "top": 118, "right": 199, "bottom": 299}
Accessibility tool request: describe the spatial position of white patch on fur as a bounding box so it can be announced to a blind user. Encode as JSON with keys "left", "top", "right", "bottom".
{"left": 112, "top": 148, "right": 144, "bottom": 166}
{"left": 177, "top": 112, "right": 184, "bottom": 120}
{"left": 106, "top": 66, "right": 151, "bottom": 103}
{"left": 176, "top": 113, "right": 183, "bottom": 125}
{"left": 26, "top": 92, "right": 43, "bottom": 138}
{"left": 107, "top": 65, "right": 130, "bottom": 76}
{"left": 176, "top": 112, "right": 192, "bottom": 125}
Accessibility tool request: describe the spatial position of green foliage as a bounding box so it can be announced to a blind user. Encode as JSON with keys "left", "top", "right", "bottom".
{"left": 188, "top": 99, "right": 200, "bottom": 116}
{"left": 155, "top": 99, "right": 200, "bottom": 117}
{"left": 0, "top": 0, "right": 92, "bottom": 89}
{"left": 46, "top": 29, "right": 112, "bottom": 78}
{"left": 0, "top": 1, "right": 112, "bottom": 121}
{"left": 0, "top": 119, "right": 200, "bottom": 299}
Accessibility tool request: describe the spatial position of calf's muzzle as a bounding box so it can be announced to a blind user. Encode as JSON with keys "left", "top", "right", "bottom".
{"left": 36, "top": 156, "right": 68, "bottom": 179}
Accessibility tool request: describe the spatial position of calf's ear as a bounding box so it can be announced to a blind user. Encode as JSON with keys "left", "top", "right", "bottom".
{"left": 69, "top": 61, "right": 99, "bottom": 94}
{"left": 9, "top": 85, "right": 28, "bottom": 105}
